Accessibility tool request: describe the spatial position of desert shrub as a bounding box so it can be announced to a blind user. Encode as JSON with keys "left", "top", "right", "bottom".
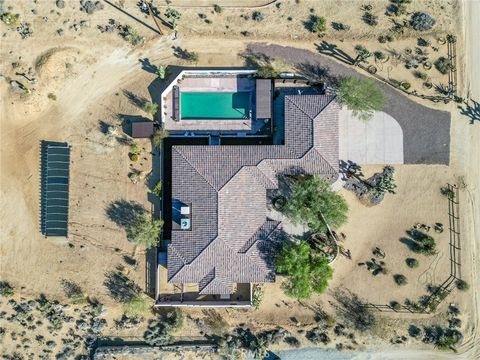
{"left": 434, "top": 57, "right": 454, "bottom": 75}
{"left": 119, "top": 25, "right": 144, "bottom": 45}
{"left": 408, "top": 324, "right": 422, "bottom": 338}
{"left": 283, "top": 176, "right": 348, "bottom": 232}
{"left": 414, "top": 70, "right": 428, "bottom": 80}
{"left": 124, "top": 295, "right": 153, "bottom": 317}
{"left": 362, "top": 12, "right": 378, "bottom": 26}
{"left": 252, "top": 285, "right": 264, "bottom": 309}
{"left": 333, "top": 290, "right": 375, "bottom": 332}
{"left": 130, "top": 153, "right": 139, "bottom": 162}
{"left": 355, "top": 45, "right": 372, "bottom": 63}
{"left": 374, "top": 51, "right": 387, "bottom": 61}
{"left": 455, "top": 279, "right": 469, "bottom": 291}
{"left": 392, "top": 4, "right": 407, "bottom": 16}
{"left": 130, "top": 142, "right": 140, "bottom": 155}
{"left": 389, "top": 301, "right": 402, "bottom": 311}
{"left": 406, "top": 258, "right": 419, "bottom": 268}
{"left": 142, "top": 101, "right": 158, "bottom": 116}
{"left": 152, "top": 181, "right": 162, "bottom": 197}
{"left": 252, "top": 11, "right": 265, "bottom": 22}
{"left": 332, "top": 22, "right": 350, "bottom": 31}
{"left": 440, "top": 186, "right": 455, "bottom": 199}
{"left": 310, "top": 15, "right": 327, "bottom": 33}
{"left": 47, "top": 93, "right": 57, "bottom": 100}
{"left": 394, "top": 274, "right": 408, "bottom": 286}
{"left": 0, "top": 281, "right": 14, "bottom": 298}
{"left": 1, "top": 12, "right": 19, "bottom": 26}
{"left": 152, "top": 127, "right": 169, "bottom": 147}
{"left": 213, "top": 4, "right": 222, "bottom": 13}
{"left": 165, "top": 8, "right": 181, "bottom": 29}
{"left": 434, "top": 329, "right": 462, "bottom": 351}
{"left": 410, "top": 12, "right": 436, "bottom": 31}
{"left": 126, "top": 213, "right": 163, "bottom": 249}
{"left": 61, "top": 280, "right": 87, "bottom": 304}
{"left": 406, "top": 229, "right": 437, "bottom": 255}
{"left": 276, "top": 240, "right": 333, "bottom": 299}
{"left": 144, "top": 309, "right": 183, "bottom": 346}
{"left": 336, "top": 76, "right": 385, "bottom": 121}
{"left": 417, "top": 37, "right": 430, "bottom": 46}
{"left": 401, "top": 81, "right": 411, "bottom": 90}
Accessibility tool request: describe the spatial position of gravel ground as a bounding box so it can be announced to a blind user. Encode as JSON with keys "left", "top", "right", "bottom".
{"left": 247, "top": 43, "right": 451, "bottom": 165}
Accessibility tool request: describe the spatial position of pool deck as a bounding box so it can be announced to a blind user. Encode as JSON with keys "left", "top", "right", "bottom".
{"left": 162, "top": 76, "right": 257, "bottom": 132}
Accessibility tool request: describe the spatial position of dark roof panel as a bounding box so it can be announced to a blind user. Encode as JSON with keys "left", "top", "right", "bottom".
{"left": 40, "top": 141, "right": 70, "bottom": 237}
{"left": 255, "top": 79, "right": 272, "bottom": 119}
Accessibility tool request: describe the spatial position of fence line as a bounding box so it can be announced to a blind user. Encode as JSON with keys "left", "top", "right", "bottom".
{"left": 366, "top": 184, "right": 462, "bottom": 314}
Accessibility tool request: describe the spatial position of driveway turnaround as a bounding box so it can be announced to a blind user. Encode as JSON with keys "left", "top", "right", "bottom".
{"left": 247, "top": 43, "right": 451, "bottom": 165}
{"left": 339, "top": 110, "right": 404, "bottom": 165}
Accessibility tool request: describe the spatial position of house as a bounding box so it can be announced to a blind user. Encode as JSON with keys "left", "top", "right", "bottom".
{"left": 156, "top": 70, "right": 340, "bottom": 307}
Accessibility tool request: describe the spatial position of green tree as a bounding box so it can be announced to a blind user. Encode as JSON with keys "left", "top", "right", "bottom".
{"left": 152, "top": 127, "right": 169, "bottom": 148}
{"left": 126, "top": 213, "right": 163, "bottom": 249}
{"left": 125, "top": 294, "right": 153, "bottom": 317}
{"left": 256, "top": 64, "right": 278, "bottom": 79}
{"left": 276, "top": 241, "right": 333, "bottom": 299}
{"left": 155, "top": 65, "right": 167, "bottom": 79}
{"left": 152, "top": 181, "right": 162, "bottom": 197}
{"left": 336, "top": 76, "right": 385, "bottom": 121}
{"left": 283, "top": 176, "right": 348, "bottom": 232}
{"left": 143, "top": 102, "right": 158, "bottom": 117}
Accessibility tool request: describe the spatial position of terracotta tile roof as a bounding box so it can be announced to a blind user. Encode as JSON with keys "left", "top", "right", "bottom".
{"left": 167, "top": 94, "right": 339, "bottom": 293}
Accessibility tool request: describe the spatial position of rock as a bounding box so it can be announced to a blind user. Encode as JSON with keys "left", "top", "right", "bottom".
{"left": 56, "top": 0, "right": 65, "bottom": 9}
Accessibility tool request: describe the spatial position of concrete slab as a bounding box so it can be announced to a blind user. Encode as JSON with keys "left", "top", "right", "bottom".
{"left": 339, "top": 109, "right": 404, "bottom": 165}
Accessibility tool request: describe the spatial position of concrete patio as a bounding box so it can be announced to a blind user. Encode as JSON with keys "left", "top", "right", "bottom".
{"left": 339, "top": 109, "right": 404, "bottom": 165}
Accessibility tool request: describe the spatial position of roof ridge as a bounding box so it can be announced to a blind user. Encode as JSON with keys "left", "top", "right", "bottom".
{"left": 308, "top": 148, "right": 339, "bottom": 179}
{"left": 172, "top": 146, "right": 218, "bottom": 192}
{"left": 286, "top": 94, "right": 336, "bottom": 120}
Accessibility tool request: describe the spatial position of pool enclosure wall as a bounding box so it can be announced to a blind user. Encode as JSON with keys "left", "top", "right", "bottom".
{"left": 160, "top": 69, "right": 257, "bottom": 123}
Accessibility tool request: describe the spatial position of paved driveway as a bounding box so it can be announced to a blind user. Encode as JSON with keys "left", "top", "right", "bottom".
{"left": 247, "top": 43, "right": 451, "bottom": 165}
{"left": 339, "top": 109, "right": 404, "bottom": 165}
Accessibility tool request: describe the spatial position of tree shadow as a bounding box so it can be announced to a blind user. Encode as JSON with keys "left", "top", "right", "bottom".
{"left": 294, "top": 62, "right": 338, "bottom": 87}
{"left": 458, "top": 98, "right": 480, "bottom": 124}
{"left": 315, "top": 41, "right": 355, "bottom": 65}
{"left": 104, "top": 269, "right": 141, "bottom": 303}
{"left": 106, "top": 199, "right": 145, "bottom": 228}
{"left": 139, "top": 58, "right": 157, "bottom": 74}
{"left": 122, "top": 89, "right": 148, "bottom": 109}
{"left": 145, "top": 247, "right": 157, "bottom": 297}
{"left": 172, "top": 46, "right": 189, "bottom": 60}
{"left": 303, "top": 15, "right": 318, "bottom": 33}
{"left": 399, "top": 237, "right": 421, "bottom": 252}
{"left": 98, "top": 120, "right": 110, "bottom": 135}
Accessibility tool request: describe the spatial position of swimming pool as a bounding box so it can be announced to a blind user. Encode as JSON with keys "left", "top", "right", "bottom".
{"left": 180, "top": 92, "right": 250, "bottom": 120}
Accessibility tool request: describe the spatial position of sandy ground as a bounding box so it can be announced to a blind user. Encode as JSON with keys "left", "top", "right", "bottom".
{"left": 0, "top": 0, "right": 478, "bottom": 358}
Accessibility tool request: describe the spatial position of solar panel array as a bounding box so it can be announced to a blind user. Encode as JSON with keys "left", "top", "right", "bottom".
{"left": 40, "top": 142, "right": 70, "bottom": 237}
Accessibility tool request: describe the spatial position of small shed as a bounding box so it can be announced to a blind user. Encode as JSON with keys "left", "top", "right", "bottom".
{"left": 132, "top": 121, "right": 154, "bottom": 138}
{"left": 255, "top": 79, "right": 272, "bottom": 119}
